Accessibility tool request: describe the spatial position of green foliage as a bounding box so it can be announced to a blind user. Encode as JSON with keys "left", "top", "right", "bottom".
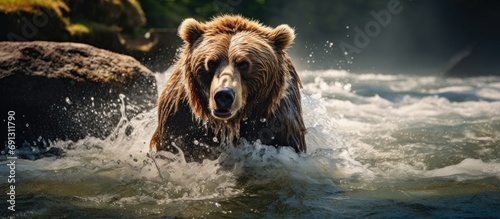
{"left": 137, "top": 0, "right": 386, "bottom": 38}
{"left": 139, "top": 0, "right": 270, "bottom": 28}
{"left": 0, "top": 0, "right": 69, "bottom": 16}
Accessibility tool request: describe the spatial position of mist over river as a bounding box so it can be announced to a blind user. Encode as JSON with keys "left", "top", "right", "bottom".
{"left": 2, "top": 69, "right": 500, "bottom": 218}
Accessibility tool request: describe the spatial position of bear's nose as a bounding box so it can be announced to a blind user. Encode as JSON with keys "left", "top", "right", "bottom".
{"left": 214, "top": 88, "right": 235, "bottom": 109}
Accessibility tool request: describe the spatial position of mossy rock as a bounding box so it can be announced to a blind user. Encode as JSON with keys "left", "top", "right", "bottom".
{"left": 0, "top": 0, "right": 150, "bottom": 56}
{"left": 67, "top": 0, "right": 146, "bottom": 33}
{"left": 0, "top": 0, "right": 71, "bottom": 41}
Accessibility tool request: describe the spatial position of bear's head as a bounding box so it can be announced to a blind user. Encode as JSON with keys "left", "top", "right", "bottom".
{"left": 177, "top": 15, "right": 296, "bottom": 133}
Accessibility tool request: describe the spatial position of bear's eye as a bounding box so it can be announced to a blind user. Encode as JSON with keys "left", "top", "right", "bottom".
{"left": 207, "top": 59, "right": 220, "bottom": 72}
{"left": 236, "top": 61, "right": 249, "bottom": 72}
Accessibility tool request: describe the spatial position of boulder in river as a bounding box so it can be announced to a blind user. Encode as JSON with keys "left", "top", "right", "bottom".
{"left": 0, "top": 41, "right": 157, "bottom": 159}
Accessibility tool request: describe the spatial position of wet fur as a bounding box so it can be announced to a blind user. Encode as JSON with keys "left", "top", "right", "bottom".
{"left": 150, "top": 15, "right": 306, "bottom": 162}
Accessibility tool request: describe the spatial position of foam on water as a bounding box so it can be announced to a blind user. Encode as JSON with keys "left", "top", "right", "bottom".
{"left": 425, "top": 158, "right": 500, "bottom": 181}
{"left": 299, "top": 70, "right": 500, "bottom": 183}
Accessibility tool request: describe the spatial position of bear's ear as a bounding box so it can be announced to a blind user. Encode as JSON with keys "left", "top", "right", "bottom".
{"left": 178, "top": 18, "right": 204, "bottom": 45}
{"left": 269, "top": 24, "right": 295, "bottom": 51}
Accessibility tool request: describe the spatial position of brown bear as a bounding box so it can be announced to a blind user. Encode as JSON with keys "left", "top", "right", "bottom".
{"left": 150, "top": 15, "right": 306, "bottom": 162}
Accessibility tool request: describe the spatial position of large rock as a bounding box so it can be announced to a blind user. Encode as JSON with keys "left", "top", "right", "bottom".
{"left": 0, "top": 41, "right": 157, "bottom": 159}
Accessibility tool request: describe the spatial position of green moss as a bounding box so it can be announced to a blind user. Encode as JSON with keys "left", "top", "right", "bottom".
{"left": 0, "top": 0, "right": 69, "bottom": 17}
{"left": 67, "top": 23, "right": 90, "bottom": 36}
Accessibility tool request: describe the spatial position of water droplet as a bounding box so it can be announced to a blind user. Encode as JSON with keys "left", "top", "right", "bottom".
{"left": 346, "top": 25, "right": 350, "bottom": 29}
{"left": 65, "top": 97, "right": 72, "bottom": 105}
{"left": 193, "top": 140, "right": 199, "bottom": 145}
{"left": 260, "top": 118, "right": 266, "bottom": 123}
{"left": 213, "top": 137, "right": 218, "bottom": 142}
{"left": 343, "top": 83, "right": 352, "bottom": 91}
{"left": 344, "top": 51, "right": 348, "bottom": 55}
{"left": 26, "top": 123, "right": 29, "bottom": 127}
{"left": 242, "top": 117, "right": 248, "bottom": 121}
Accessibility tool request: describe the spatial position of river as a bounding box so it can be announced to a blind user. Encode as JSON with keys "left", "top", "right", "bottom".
{"left": 2, "top": 69, "right": 500, "bottom": 218}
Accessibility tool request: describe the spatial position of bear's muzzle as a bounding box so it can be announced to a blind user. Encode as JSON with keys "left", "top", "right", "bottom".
{"left": 213, "top": 87, "right": 235, "bottom": 118}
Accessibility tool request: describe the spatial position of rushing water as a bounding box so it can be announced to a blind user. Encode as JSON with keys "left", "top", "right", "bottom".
{"left": 2, "top": 69, "right": 500, "bottom": 218}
